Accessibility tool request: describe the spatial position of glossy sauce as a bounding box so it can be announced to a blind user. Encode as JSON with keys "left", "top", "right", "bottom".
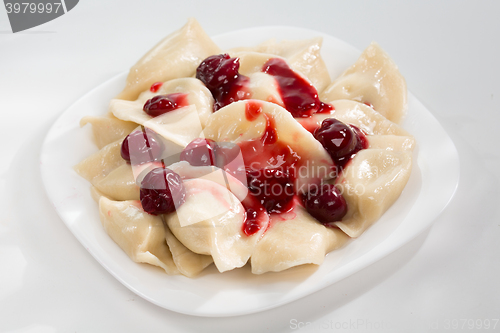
{"left": 262, "top": 58, "right": 333, "bottom": 117}
{"left": 149, "top": 82, "right": 163, "bottom": 93}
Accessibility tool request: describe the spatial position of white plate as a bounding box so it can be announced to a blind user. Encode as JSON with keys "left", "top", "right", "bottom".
{"left": 40, "top": 26, "right": 459, "bottom": 317}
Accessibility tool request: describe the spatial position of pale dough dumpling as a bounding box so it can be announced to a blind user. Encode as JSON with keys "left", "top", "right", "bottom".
{"left": 229, "top": 37, "right": 331, "bottom": 92}
{"left": 296, "top": 100, "right": 416, "bottom": 152}
{"left": 251, "top": 206, "right": 350, "bottom": 274}
{"left": 167, "top": 161, "right": 249, "bottom": 201}
{"left": 332, "top": 149, "right": 413, "bottom": 237}
{"left": 90, "top": 186, "right": 108, "bottom": 203}
{"left": 116, "top": 18, "right": 220, "bottom": 101}
{"left": 228, "top": 52, "right": 323, "bottom": 109}
{"left": 163, "top": 223, "right": 213, "bottom": 278}
{"left": 99, "top": 197, "right": 178, "bottom": 275}
{"left": 165, "top": 178, "right": 269, "bottom": 273}
{"left": 110, "top": 78, "right": 214, "bottom": 147}
{"left": 300, "top": 100, "right": 410, "bottom": 136}
{"left": 320, "top": 42, "right": 407, "bottom": 123}
{"left": 74, "top": 139, "right": 125, "bottom": 185}
{"left": 94, "top": 164, "right": 140, "bottom": 201}
{"left": 80, "top": 115, "right": 137, "bottom": 149}
{"left": 202, "top": 100, "right": 335, "bottom": 191}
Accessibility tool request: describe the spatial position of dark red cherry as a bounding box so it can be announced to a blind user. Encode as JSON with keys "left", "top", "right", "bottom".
{"left": 314, "top": 118, "right": 358, "bottom": 159}
{"left": 196, "top": 54, "right": 250, "bottom": 111}
{"left": 143, "top": 93, "right": 186, "bottom": 117}
{"left": 303, "top": 184, "right": 347, "bottom": 223}
{"left": 179, "top": 138, "right": 217, "bottom": 167}
{"left": 246, "top": 168, "right": 294, "bottom": 214}
{"left": 196, "top": 54, "right": 240, "bottom": 90}
{"left": 140, "top": 167, "right": 186, "bottom": 215}
{"left": 120, "top": 128, "right": 163, "bottom": 164}
{"left": 214, "top": 141, "right": 241, "bottom": 168}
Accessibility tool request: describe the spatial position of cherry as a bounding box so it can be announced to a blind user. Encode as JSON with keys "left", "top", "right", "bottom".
{"left": 196, "top": 54, "right": 250, "bottom": 111}
{"left": 143, "top": 93, "right": 187, "bottom": 117}
{"left": 140, "top": 167, "right": 186, "bottom": 215}
{"left": 120, "top": 128, "right": 163, "bottom": 165}
{"left": 314, "top": 118, "right": 358, "bottom": 158}
{"left": 180, "top": 138, "right": 241, "bottom": 169}
{"left": 246, "top": 168, "right": 294, "bottom": 214}
{"left": 214, "top": 141, "right": 241, "bottom": 169}
{"left": 303, "top": 184, "right": 347, "bottom": 223}
{"left": 196, "top": 54, "right": 240, "bottom": 90}
{"left": 179, "top": 138, "right": 217, "bottom": 167}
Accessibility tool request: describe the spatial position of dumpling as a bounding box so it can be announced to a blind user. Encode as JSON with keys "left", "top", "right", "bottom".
{"left": 250, "top": 206, "right": 350, "bottom": 274}
{"left": 368, "top": 135, "right": 415, "bottom": 152}
{"left": 165, "top": 178, "right": 269, "bottom": 273}
{"left": 300, "top": 100, "right": 411, "bottom": 136}
{"left": 202, "top": 100, "right": 335, "bottom": 191}
{"left": 74, "top": 139, "right": 125, "bottom": 185}
{"left": 99, "top": 197, "right": 178, "bottom": 275}
{"left": 167, "top": 161, "right": 249, "bottom": 201}
{"left": 320, "top": 43, "right": 407, "bottom": 123}
{"left": 225, "top": 52, "right": 326, "bottom": 112}
{"left": 229, "top": 37, "right": 331, "bottom": 92}
{"left": 80, "top": 115, "right": 137, "bottom": 149}
{"left": 296, "top": 100, "right": 416, "bottom": 152}
{"left": 163, "top": 223, "right": 213, "bottom": 278}
{"left": 332, "top": 149, "right": 413, "bottom": 237}
{"left": 110, "top": 78, "right": 214, "bottom": 147}
{"left": 116, "top": 18, "right": 220, "bottom": 101}
{"left": 94, "top": 164, "right": 140, "bottom": 201}
{"left": 90, "top": 186, "right": 108, "bottom": 203}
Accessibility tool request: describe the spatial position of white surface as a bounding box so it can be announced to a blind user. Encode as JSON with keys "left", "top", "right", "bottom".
{"left": 39, "top": 27, "right": 458, "bottom": 317}
{"left": 1, "top": 0, "right": 499, "bottom": 331}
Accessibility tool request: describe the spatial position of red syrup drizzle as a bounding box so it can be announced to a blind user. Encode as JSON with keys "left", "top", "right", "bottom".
{"left": 196, "top": 54, "right": 334, "bottom": 117}
{"left": 241, "top": 195, "right": 268, "bottom": 236}
{"left": 149, "top": 82, "right": 163, "bottom": 93}
{"left": 238, "top": 101, "right": 300, "bottom": 235}
{"left": 262, "top": 58, "right": 333, "bottom": 117}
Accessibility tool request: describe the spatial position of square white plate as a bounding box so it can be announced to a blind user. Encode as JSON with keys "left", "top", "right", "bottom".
{"left": 40, "top": 26, "right": 459, "bottom": 317}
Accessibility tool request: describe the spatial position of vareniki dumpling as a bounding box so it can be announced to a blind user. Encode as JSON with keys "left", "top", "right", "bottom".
{"left": 333, "top": 149, "right": 413, "bottom": 237}
{"left": 165, "top": 178, "right": 269, "bottom": 273}
{"left": 251, "top": 206, "right": 350, "bottom": 274}
{"left": 116, "top": 18, "right": 221, "bottom": 101}
{"left": 320, "top": 42, "right": 407, "bottom": 124}
{"left": 203, "top": 100, "right": 335, "bottom": 191}
{"left": 98, "top": 197, "right": 179, "bottom": 275}
{"left": 110, "top": 77, "right": 214, "bottom": 147}
{"left": 229, "top": 37, "right": 331, "bottom": 92}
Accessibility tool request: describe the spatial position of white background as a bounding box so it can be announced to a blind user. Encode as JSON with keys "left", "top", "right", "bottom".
{"left": 1, "top": 1, "right": 499, "bottom": 332}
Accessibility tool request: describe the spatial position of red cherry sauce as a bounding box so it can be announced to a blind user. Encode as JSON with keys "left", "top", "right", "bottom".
{"left": 150, "top": 82, "right": 163, "bottom": 93}
{"left": 237, "top": 101, "right": 302, "bottom": 235}
{"left": 262, "top": 58, "right": 333, "bottom": 118}
{"left": 241, "top": 195, "right": 268, "bottom": 236}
